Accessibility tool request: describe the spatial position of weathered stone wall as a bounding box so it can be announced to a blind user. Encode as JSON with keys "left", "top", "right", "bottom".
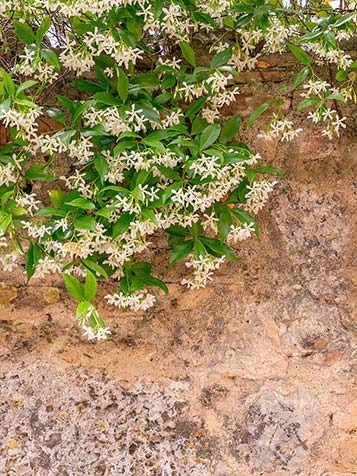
{"left": 0, "top": 55, "right": 356, "bottom": 475}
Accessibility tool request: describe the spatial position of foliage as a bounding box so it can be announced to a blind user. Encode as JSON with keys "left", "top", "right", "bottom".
{"left": 0, "top": 0, "right": 355, "bottom": 340}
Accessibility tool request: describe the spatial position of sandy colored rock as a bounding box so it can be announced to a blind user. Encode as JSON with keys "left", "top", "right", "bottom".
{"left": 333, "top": 403, "right": 357, "bottom": 432}
{"left": 0, "top": 284, "right": 17, "bottom": 306}
{"left": 330, "top": 437, "right": 357, "bottom": 472}
{"left": 43, "top": 286, "right": 60, "bottom": 304}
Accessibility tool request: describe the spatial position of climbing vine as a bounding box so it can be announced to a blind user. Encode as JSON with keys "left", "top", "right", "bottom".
{"left": 0, "top": 0, "right": 355, "bottom": 339}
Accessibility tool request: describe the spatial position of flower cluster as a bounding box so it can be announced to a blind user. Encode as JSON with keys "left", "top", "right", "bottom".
{"left": 0, "top": 0, "right": 355, "bottom": 340}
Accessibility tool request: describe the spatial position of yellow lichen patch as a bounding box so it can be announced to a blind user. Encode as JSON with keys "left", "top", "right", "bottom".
{"left": 43, "top": 286, "right": 60, "bottom": 304}
{"left": 0, "top": 284, "right": 17, "bottom": 306}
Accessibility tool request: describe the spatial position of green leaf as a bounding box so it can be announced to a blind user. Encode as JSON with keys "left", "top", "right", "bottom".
{"left": 35, "top": 207, "right": 66, "bottom": 218}
{"left": 142, "top": 276, "right": 169, "bottom": 295}
{"left": 94, "top": 92, "right": 121, "bottom": 105}
{"left": 210, "top": 48, "right": 232, "bottom": 68}
{"left": 0, "top": 69, "right": 15, "bottom": 97}
{"left": 65, "top": 197, "right": 96, "bottom": 210}
{"left": 193, "top": 240, "right": 207, "bottom": 258}
{"left": 36, "top": 17, "right": 51, "bottom": 45}
{"left": 166, "top": 225, "right": 189, "bottom": 237}
{"left": 71, "top": 80, "right": 103, "bottom": 93}
{"left": 185, "top": 97, "right": 206, "bottom": 119}
{"left": 335, "top": 70, "right": 348, "bottom": 82}
{"left": 333, "top": 12, "right": 356, "bottom": 28}
{"left": 168, "top": 239, "right": 194, "bottom": 269}
{"left": 326, "top": 92, "right": 345, "bottom": 102}
{"left": 76, "top": 301, "right": 91, "bottom": 319}
{"left": 293, "top": 66, "right": 310, "bottom": 89}
{"left": 74, "top": 216, "right": 97, "bottom": 231}
{"left": 200, "top": 237, "right": 238, "bottom": 262}
{"left": 179, "top": 41, "right": 196, "bottom": 67}
{"left": 84, "top": 270, "right": 97, "bottom": 302}
{"left": 288, "top": 44, "right": 310, "bottom": 66}
{"left": 94, "top": 155, "right": 109, "bottom": 184}
{"left": 47, "top": 108, "right": 66, "bottom": 125}
{"left": 13, "top": 20, "right": 36, "bottom": 45}
{"left": 247, "top": 101, "right": 271, "bottom": 127}
{"left": 117, "top": 67, "right": 129, "bottom": 103}
{"left": 131, "top": 261, "right": 152, "bottom": 277}
{"left": 0, "top": 211, "right": 12, "bottom": 233}
{"left": 251, "top": 166, "right": 283, "bottom": 176}
{"left": 40, "top": 49, "right": 60, "bottom": 70}
{"left": 82, "top": 259, "right": 108, "bottom": 278}
{"left": 300, "top": 30, "right": 322, "bottom": 42}
{"left": 16, "top": 80, "right": 38, "bottom": 94}
{"left": 112, "top": 212, "right": 135, "bottom": 239}
{"left": 24, "top": 165, "right": 56, "bottom": 181}
{"left": 62, "top": 273, "right": 85, "bottom": 301}
{"left": 220, "top": 115, "right": 241, "bottom": 143}
{"left": 25, "top": 242, "right": 42, "bottom": 281}
{"left": 218, "top": 207, "right": 232, "bottom": 241}
{"left": 297, "top": 97, "right": 320, "bottom": 112}
{"left": 200, "top": 124, "right": 221, "bottom": 150}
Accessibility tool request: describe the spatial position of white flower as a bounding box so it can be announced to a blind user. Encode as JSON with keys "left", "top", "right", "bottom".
{"left": 0, "top": 163, "right": 18, "bottom": 186}
{"left": 245, "top": 180, "right": 277, "bottom": 214}
{"left": 0, "top": 252, "right": 18, "bottom": 272}
{"left": 181, "top": 254, "right": 226, "bottom": 289}
{"left": 105, "top": 290, "right": 156, "bottom": 311}
{"left": 16, "top": 193, "right": 41, "bottom": 216}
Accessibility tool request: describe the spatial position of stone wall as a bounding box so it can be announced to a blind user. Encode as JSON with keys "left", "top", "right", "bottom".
{"left": 0, "top": 55, "right": 356, "bottom": 475}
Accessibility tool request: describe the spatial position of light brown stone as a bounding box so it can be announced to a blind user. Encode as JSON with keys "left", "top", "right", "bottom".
{"left": 333, "top": 404, "right": 357, "bottom": 432}
{"left": 330, "top": 437, "right": 357, "bottom": 472}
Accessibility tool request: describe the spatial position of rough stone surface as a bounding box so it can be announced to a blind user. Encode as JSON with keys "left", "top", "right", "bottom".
{"left": 0, "top": 65, "right": 356, "bottom": 475}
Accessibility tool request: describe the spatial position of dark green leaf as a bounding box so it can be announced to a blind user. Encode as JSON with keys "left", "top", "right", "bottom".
{"left": 47, "top": 108, "right": 66, "bottom": 125}
{"left": 40, "top": 49, "right": 60, "bottom": 70}
{"left": 288, "top": 44, "right": 311, "bottom": 66}
{"left": 74, "top": 216, "right": 97, "bottom": 231}
{"left": 112, "top": 212, "right": 135, "bottom": 238}
{"left": 179, "top": 41, "right": 196, "bottom": 67}
{"left": 247, "top": 101, "right": 271, "bottom": 127}
{"left": 117, "top": 68, "right": 129, "bottom": 103}
{"left": 200, "top": 124, "right": 221, "bottom": 150}
{"left": 84, "top": 270, "right": 97, "bottom": 302}
{"left": 25, "top": 165, "right": 56, "bottom": 181}
{"left": 210, "top": 48, "right": 232, "bottom": 68}
{"left": 71, "top": 80, "right": 103, "bottom": 93}
{"left": 220, "top": 115, "right": 241, "bottom": 143}
{"left": 200, "top": 236, "right": 238, "bottom": 262}
{"left": 185, "top": 97, "right": 207, "bottom": 118}
{"left": 293, "top": 66, "right": 310, "bottom": 89}
{"left": 36, "top": 17, "right": 51, "bottom": 45}
{"left": 25, "top": 242, "right": 42, "bottom": 281}
{"left": 143, "top": 276, "right": 169, "bottom": 295}
{"left": 65, "top": 197, "right": 96, "bottom": 210}
{"left": 95, "top": 155, "right": 109, "bottom": 184}
{"left": 218, "top": 207, "right": 232, "bottom": 241}
{"left": 168, "top": 239, "right": 194, "bottom": 269}
{"left": 297, "top": 97, "right": 320, "bottom": 111}
{"left": 13, "top": 20, "right": 36, "bottom": 45}
{"left": 62, "top": 273, "right": 85, "bottom": 301}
